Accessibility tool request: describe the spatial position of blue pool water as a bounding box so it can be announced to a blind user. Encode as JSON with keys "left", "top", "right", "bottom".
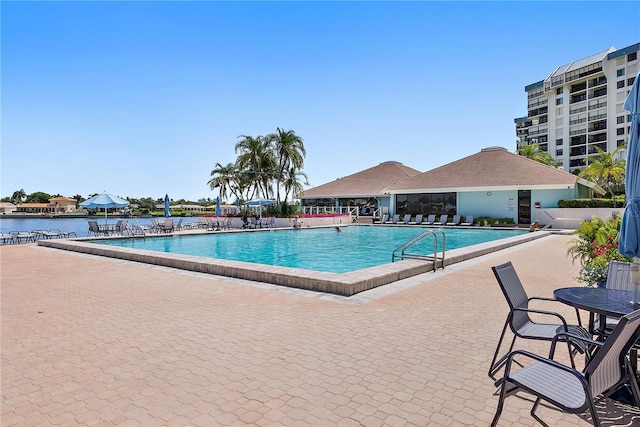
{"left": 96, "top": 226, "right": 526, "bottom": 273}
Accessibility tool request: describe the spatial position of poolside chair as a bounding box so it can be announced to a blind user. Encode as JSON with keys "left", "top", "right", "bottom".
{"left": 162, "top": 218, "right": 174, "bottom": 233}
{"left": 374, "top": 214, "right": 389, "bottom": 224}
{"left": 40, "top": 229, "right": 59, "bottom": 239}
{"left": 408, "top": 214, "right": 423, "bottom": 225}
{"left": 491, "top": 308, "right": 640, "bottom": 427}
{"left": 460, "top": 215, "right": 474, "bottom": 226}
{"left": 445, "top": 215, "right": 461, "bottom": 226}
{"left": 590, "top": 261, "right": 634, "bottom": 335}
{"left": 398, "top": 214, "right": 411, "bottom": 224}
{"left": 385, "top": 214, "right": 400, "bottom": 224}
{"left": 174, "top": 218, "right": 183, "bottom": 232}
{"left": 223, "top": 216, "right": 234, "bottom": 230}
{"left": 422, "top": 214, "right": 436, "bottom": 225}
{"left": 0, "top": 232, "right": 16, "bottom": 244}
{"left": 432, "top": 215, "right": 448, "bottom": 226}
{"left": 266, "top": 216, "right": 276, "bottom": 228}
{"left": 488, "top": 261, "right": 590, "bottom": 379}
{"left": 87, "top": 221, "right": 101, "bottom": 237}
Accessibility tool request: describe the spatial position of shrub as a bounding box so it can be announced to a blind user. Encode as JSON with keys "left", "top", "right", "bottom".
{"left": 566, "top": 215, "right": 632, "bottom": 286}
{"left": 558, "top": 196, "right": 625, "bottom": 208}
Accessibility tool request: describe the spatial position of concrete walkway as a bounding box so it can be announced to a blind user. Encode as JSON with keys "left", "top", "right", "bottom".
{"left": 2, "top": 235, "right": 638, "bottom": 426}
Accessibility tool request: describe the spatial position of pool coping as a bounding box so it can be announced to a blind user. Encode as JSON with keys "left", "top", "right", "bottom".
{"left": 37, "top": 226, "right": 553, "bottom": 296}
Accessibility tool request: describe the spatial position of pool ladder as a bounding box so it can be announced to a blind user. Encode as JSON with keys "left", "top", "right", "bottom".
{"left": 391, "top": 229, "right": 445, "bottom": 271}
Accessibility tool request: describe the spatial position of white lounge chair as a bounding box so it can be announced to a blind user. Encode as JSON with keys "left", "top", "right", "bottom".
{"left": 374, "top": 214, "right": 389, "bottom": 224}
{"left": 397, "top": 214, "right": 411, "bottom": 224}
{"left": 460, "top": 215, "right": 474, "bottom": 226}
{"left": 385, "top": 214, "right": 400, "bottom": 224}
{"left": 408, "top": 214, "right": 423, "bottom": 225}
{"left": 422, "top": 214, "right": 436, "bottom": 225}
{"left": 432, "top": 215, "right": 448, "bottom": 226}
{"left": 446, "top": 215, "right": 461, "bottom": 226}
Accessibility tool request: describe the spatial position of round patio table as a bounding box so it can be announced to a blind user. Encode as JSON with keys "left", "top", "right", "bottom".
{"left": 555, "top": 286, "right": 640, "bottom": 406}
{"left": 554, "top": 287, "right": 639, "bottom": 319}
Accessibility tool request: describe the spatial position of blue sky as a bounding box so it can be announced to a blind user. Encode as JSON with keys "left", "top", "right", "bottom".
{"left": 2, "top": 1, "right": 639, "bottom": 202}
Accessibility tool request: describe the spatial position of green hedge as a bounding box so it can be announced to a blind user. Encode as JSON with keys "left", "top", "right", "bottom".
{"left": 558, "top": 196, "right": 625, "bottom": 208}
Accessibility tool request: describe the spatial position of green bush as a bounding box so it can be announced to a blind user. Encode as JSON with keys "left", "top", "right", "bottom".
{"left": 558, "top": 196, "right": 625, "bottom": 208}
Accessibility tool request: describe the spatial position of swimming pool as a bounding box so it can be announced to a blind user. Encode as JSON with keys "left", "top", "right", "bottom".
{"left": 38, "top": 225, "right": 545, "bottom": 296}
{"left": 95, "top": 226, "right": 527, "bottom": 273}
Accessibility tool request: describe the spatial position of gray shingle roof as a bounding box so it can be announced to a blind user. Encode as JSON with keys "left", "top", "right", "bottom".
{"left": 299, "top": 161, "right": 422, "bottom": 198}
{"left": 386, "top": 147, "right": 579, "bottom": 192}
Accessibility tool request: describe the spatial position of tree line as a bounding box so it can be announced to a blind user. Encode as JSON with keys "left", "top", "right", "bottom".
{"left": 518, "top": 143, "right": 627, "bottom": 206}
{"left": 208, "top": 127, "right": 308, "bottom": 205}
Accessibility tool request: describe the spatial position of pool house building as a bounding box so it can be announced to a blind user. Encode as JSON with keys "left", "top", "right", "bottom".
{"left": 299, "top": 147, "right": 602, "bottom": 226}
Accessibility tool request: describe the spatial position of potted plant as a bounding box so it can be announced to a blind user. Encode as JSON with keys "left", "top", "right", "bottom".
{"left": 576, "top": 256, "right": 610, "bottom": 287}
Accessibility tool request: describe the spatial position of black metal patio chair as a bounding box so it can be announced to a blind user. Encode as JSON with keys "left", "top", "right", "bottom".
{"left": 491, "top": 308, "right": 640, "bottom": 426}
{"left": 488, "top": 261, "right": 591, "bottom": 379}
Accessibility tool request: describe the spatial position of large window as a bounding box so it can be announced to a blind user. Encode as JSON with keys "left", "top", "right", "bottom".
{"left": 395, "top": 192, "right": 456, "bottom": 215}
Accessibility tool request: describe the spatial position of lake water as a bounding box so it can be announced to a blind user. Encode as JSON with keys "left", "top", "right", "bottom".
{"left": 0, "top": 217, "right": 160, "bottom": 237}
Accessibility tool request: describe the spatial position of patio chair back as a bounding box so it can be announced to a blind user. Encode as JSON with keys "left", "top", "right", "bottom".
{"left": 489, "top": 261, "right": 590, "bottom": 379}
{"left": 587, "top": 308, "right": 640, "bottom": 397}
{"left": 606, "top": 261, "right": 633, "bottom": 291}
{"left": 88, "top": 221, "right": 100, "bottom": 236}
{"left": 492, "top": 262, "right": 530, "bottom": 332}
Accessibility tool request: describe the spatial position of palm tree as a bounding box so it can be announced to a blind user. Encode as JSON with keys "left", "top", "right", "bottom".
{"left": 268, "top": 128, "right": 306, "bottom": 203}
{"left": 579, "top": 145, "right": 626, "bottom": 207}
{"left": 235, "top": 135, "right": 275, "bottom": 199}
{"left": 282, "top": 166, "right": 309, "bottom": 203}
{"left": 11, "top": 189, "right": 26, "bottom": 204}
{"left": 208, "top": 162, "right": 241, "bottom": 202}
{"left": 518, "top": 143, "right": 557, "bottom": 166}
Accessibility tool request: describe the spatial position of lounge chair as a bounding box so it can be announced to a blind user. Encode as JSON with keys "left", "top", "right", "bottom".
{"left": 374, "top": 214, "right": 389, "bottom": 224}
{"left": 223, "top": 216, "right": 234, "bottom": 230}
{"left": 445, "top": 215, "right": 461, "bottom": 226}
{"left": 162, "top": 218, "right": 174, "bottom": 233}
{"left": 397, "top": 214, "right": 411, "bottom": 224}
{"left": 408, "top": 214, "right": 423, "bottom": 225}
{"left": 13, "top": 231, "right": 37, "bottom": 243}
{"left": 491, "top": 308, "right": 640, "bottom": 426}
{"left": 385, "top": 214, "right": 400, "bottom": 224}
{"left": 488, "top": 261, "right": 590, "bottom": 379}
{"left": 0, "top": 232, "right": 16, "bottom": 244}
{"left": 173, "top": 218, "right": 183, "bottom": 232}
{"left": 422, "top": 214, "right": 436, "bottom": 225}
{"left": 42, "top": 229, "right": 63, "bottom": 239}
{"left": 460, "top": 215, "right": 474, "bottom": 226}
{"left": 432, "top": 215, "right": 448, "bottom": 226}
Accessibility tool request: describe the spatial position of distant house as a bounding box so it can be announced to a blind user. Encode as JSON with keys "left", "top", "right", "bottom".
{"left": 298, "top": 161, "right": 422, "bottom": 215}
{"left": 156, "top": 203, "right": 205, "bottom": 212}
{"left": 15, "top": 196, "right": 78, "bottom": 214}
{"left": 299, "top": 147, "right": 602, "bottom": 224}
{"left": 0, "top": 202, "right": 17, "bottom": 214}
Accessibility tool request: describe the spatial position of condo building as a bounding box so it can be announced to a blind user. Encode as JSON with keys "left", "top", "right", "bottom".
{"left": 515, "top": 42, "right": 639, "bottom": 173}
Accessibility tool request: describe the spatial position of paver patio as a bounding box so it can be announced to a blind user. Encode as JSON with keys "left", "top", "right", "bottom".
{"left": 2, "top": 234, "right": 639, "bottom": 426}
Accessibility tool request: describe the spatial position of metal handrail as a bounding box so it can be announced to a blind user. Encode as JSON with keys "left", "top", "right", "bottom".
{"left": 391, "top": 229, "right": 446, "bottom": 271}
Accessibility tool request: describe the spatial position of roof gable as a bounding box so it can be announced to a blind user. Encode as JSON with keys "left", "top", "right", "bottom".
{"left": 387, "top": 147, "right": 579, "bottom": 192}
{"left": 299, "top": 161, "right": 422, "bottom": 198}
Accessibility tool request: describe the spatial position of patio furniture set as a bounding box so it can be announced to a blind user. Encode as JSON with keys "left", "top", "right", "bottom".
{"left": 488, "top": 260, "right": 640, "bottom": 426}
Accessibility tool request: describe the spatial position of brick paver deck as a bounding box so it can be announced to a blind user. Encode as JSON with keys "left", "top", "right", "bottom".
{"left": 2, "top": 235, "right": 638, "bottom": 426}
